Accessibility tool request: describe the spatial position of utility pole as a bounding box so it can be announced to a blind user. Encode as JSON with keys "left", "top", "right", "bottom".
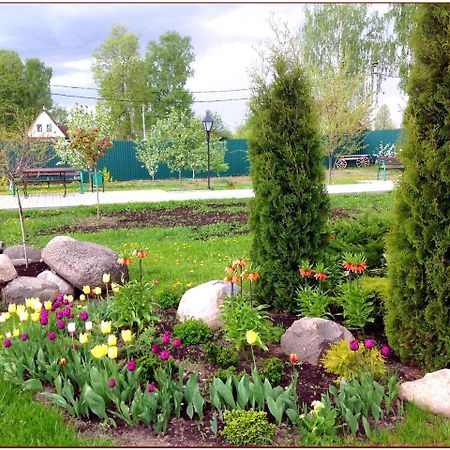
{"left": 141, "top": 103, "right": 147, "bottom": 140}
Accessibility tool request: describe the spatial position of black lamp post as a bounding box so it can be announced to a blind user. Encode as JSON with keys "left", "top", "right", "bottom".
{"left": 202, "top": 112, "right": 214, "bottom": 189}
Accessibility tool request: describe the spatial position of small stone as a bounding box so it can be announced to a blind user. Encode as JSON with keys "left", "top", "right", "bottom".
{"left": 0, "top": 254, "right": 18, "bottom": 284}
{"left": 2, "top": 276, "right": 59, "bottom": 304}
{"left": 4, "top": 245, "right": 41, "bottom": 265}
{"left": 37, "top": 271, "right": 75, "bottom": 296}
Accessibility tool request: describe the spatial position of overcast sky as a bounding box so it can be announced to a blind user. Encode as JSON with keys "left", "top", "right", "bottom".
{"left": 0, "top": 3, "right": 406, "bottom": 131}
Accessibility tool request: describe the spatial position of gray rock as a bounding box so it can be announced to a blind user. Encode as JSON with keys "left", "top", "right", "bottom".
{"left": 2, "top": 276, "right": 59, "bottom": 304}
{"left": 177, "top": 280, "right": 240, "bottom": 329}
{"left": 4, "top": 245, "right": 41, "bottom": 264}
{"left": 41, "top": 236, "right": 128, "bottom": 290}
{"left": 280, "top": 317, "right": 354, "bottom": 365}
{"left": 37, "top": 270, "right": 75, "bottom": 296}
{"left": 399, "top": 369, "right": 450, "bottom": 418}
{"left": 0, "top": 254, "right": 18, "bottom": 284}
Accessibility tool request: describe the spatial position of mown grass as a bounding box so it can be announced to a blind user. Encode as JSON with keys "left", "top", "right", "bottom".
{"left": 0, "top": 377, "right": 113, "bottom": 446}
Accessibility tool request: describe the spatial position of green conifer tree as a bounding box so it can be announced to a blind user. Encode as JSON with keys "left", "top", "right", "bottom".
{"left": 248, "top": 54, "right": 329, "bottom": 310}
{"left": 385, "top": 5, "right": 450, "bottom": 369}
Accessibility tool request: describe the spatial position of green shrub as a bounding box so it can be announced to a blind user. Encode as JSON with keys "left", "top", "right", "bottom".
{"left": 338, "top": 281, "right": 375, "bottom": 330}
{"left": 138, "top": 353, "right": 178, "bottom": 383}
{"left": 158, "top": 291, "right": 180, "bottom": 310}
{"left": 248, "top": 52, "right": 329, "bottom": 310}
{"left": 221, "top": 409, "right": 277, "bottom": 446}
{"left": 203, "top": 342, "right": 239, "bottom": 369}
{"left": 296, "top": 285, "right": 333, "bottom": 318}
{"left": 360, "top": 276, "right": 389, "bottom": 327}
{"left": 111, "top": 280, "right": 158, "bottom": 331}
{"left": 127, "top": 325, "right": 157, "bottom": 358}
{"left": 260, "top": 357, "right": 285, "bottom": 384}
{"left": 214, "top": 366, "right": 237, "bottom": 382}
{"left": 321, "top": 340, "right": 387, "bottom": 381}
{"left": 385, "top": 5, "right": 450, "bottom": 370}
{"left": 173, "top": 319, "right": 212, "bottom": 345}
{"left": 266, "top": 324, "right": 286, "bottom": 344}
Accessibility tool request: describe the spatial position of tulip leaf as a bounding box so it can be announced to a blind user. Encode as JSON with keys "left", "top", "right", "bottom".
{"left": 84, "top": 384, "right": 107, "bottom": 420}
{"left": 23, "top": 378, "right": 42, "bottom": 393}
{"left": 184, "top": 373, "right": 198, "bottom": 403}
{"left": 193, "top": 390, "right": 205, "bottom": 421}
{"left": 267, "top": 396, "right": 282, "bottom": 424}
{"left": 214, "top": 378, "right": 236, "bottom": 409}
{"left": 187, "top": 403, "right": 194, "bottom": 419}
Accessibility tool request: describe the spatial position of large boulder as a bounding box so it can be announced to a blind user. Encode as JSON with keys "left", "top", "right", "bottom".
{"left": 2, "top": 276, "right": 59, "bottom": 304}
{"left": 37, "top": 270, "right": 75, "bottom": 296}
{"left": 280, "top": 317, "right": 354, "bottom": 365}
{"left": 0, "top": 254, "right": 18, "bottom": 285}
{"left": 177, "top": 280, "right": 239, "bottom": 329}
{"left": 41, "top": 236, "right": 128, "bottom": 290}
{"left": 399, "top": 369, "right": 450, "bottom": 418}
{"left": 4, "top": 245, "right": 42, "bottom": 266}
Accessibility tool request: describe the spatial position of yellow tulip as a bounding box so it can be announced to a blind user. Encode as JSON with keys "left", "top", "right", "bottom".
{"left": 107, "top": 346, "right": 118, "bottom": 359}
{"left": 94, "top": 287, "right": 102, "bottom": 296}
{"left": 64, "top": 294, "right": 74, "bottom": 302}
{"left": 121, "top": 329, "right": 132, "bottom": 343}
{"left": 30, "top": 312, "right": 40, "bottom": 322}
{"left": 18, "top": 311, "right": 29, "bottom": 322}
{"left": 44, "top": 301, "right": 52, "bottom": 311}
{"left": 79, "top": 333, "right": 89, "bottom": 344}
{"left": 8, "top": 304, "right": 16, "bottom": 314}
{"left": 25, "top": 298, "right": 33, "bottom": 309}
{"left": 13, "top": 328, "right": 19, "bottom": 337}
{"left": 246, "top": 330, "right": 258, "bottom": 346}
{"left": 17, "top": 304, "right": 26, "bottom": 314}
{"left": 33, "top": 302, "right": 42, "bottom": 313}
{"left": 102, "top": 273, "right": 111, "bottom": 283}
{"left": 111, "top": 283, "right": 121, "bottom": 293}
{"left": 79, "top": 294, "right": 86, "bottom": 302}
{"left": 82, "top": 286, "right": 91, "bottom": 295}
{"left": 3, "top": 312, "right": 10, "bottom": 320}
{"left": 100, "top": 321, "right": 112, "bottom": 334}
{"left": 0, "top": 315, "right": 5, "bottom": 324}
{"left": 91, "top": 344, "right": 108, "bottom": 359}
{"left": 107, "top": 335, "right": 117, "bottom": 347}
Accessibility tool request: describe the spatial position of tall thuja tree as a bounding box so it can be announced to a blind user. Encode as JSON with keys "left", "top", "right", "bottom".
{"left": 385, "top": 5, "right": 450, "bottom": 370}
{"left": 248, "top": 52, "right": 329, "bottom": 310}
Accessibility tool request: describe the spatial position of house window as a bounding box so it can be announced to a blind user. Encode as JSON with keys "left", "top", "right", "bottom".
{"left": 37, "top": 124, "right": 42, "bottom": 132}
{"left": 47, "top": 124, "right": 52, "bottom": 132}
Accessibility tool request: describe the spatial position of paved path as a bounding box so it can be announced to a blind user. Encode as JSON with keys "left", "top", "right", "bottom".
{"left": 0, "top": 180, "right": 394, "bottom": 211}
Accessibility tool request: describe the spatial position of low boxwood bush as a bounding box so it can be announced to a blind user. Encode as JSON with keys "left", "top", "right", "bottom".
{"left": 173, "top": 319, "right": 212, "bottom": 345}
{"left": 260, "top": 357, "right": 285, "bottom": 385}
{"left": 203, "top": 342, "right": 239, "bottom": 369}
{"left": 158, "top": 291, "right": 180, "bottom": 310}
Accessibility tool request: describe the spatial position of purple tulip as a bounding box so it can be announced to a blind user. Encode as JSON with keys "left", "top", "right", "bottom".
{"left": 79, "top": 311, "right": 89, "bottom": 321}
{"left": 56, "top": 310, "right": 64, "bottom": 320}
{"left": 160, "top": 350, "right": 170, "bottom": 361}
{"left": 147, "top": 383, "right": 155, "bottom": 393}
{"left": 62, "top": 299, "right": 69, "bottom": 305}
{"left": 63, "top": 307, "right": 71, "bottom": 317}
{"left": 349, "top": 340, "right": 359, "bottom": 352}
{"left": 57, "top": 320, "right": 65, "bottom": 329}
{"left": 151, "top": 344, "right": 161, "bottom": 354}
{"left": 53, "top": 301, "right": 61, "bottom": 310}
{"left": 173, "top": 338, "right": 182, "bottom": 348}
{"left": 364, "top": 339, "right": 374, "bottom": 350}
{"left": 40, "top": 316, "right": 49, "bottom": 326}
{"left": 20, "top": 333, "right": 28, "bottom": 341}
{"left": 68, "top": 302, "right": 74, "bottom": 308}
{"left": 127, "top": 360, "right": 136, "bottom": 371}
{"left": 56, "top": 293, "right": 64, "bottom": 302}
{"left": 162, "top": 332, "right": 171, "bottom": 345}
{"left": 69, "top": 332, "right": 76, "bottom": 338}
{"left": 40, "top": 309, "right": 49, "bottom": 317}
{"left": 108, "top": 378, "right": 116, "bottom": 388}
{"left": 47, "top": 331, "right": 56, "bottom": 341}
{"left": 69, "top": 313, "right": 75, "bottom": 319}
{"left": 381, "top": 345, "right": 391, "bottom": 357}
{"left": 4, "top": 339, "right": 12, "bottom": 348}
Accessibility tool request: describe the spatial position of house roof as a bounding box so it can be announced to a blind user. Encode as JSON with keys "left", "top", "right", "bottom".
{"left": 28, "top": 109, "right": 68, "bottom": 139}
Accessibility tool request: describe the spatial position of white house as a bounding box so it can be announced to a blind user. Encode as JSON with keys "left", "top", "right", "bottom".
{"left": 27, "top": 109, "right": 68, "bottom": 140}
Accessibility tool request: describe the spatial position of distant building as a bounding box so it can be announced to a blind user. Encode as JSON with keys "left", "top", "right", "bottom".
{"left": 27, "top": 109, "right": 68, "bottom": 140}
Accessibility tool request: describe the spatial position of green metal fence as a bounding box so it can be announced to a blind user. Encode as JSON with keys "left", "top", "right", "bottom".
{"left": 46, "top": 130, "right": 402, "bottom": 181}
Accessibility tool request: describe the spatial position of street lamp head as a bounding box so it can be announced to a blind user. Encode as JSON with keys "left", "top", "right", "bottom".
{"left": 202, "top": 113, "right": 214, "bottom": 133}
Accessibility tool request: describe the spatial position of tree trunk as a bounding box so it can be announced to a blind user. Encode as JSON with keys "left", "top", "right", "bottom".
{"left": 328, "top": 155, "right": 333, "bottom": 184}
{"left": 179, "top": 170, "right": 182, "bottom": 188}
{"left": 15, "top": 184, "right": 29, "bottom": 269}
{"left": 94, "top": 167, "right": 100, "bottom": 220}
{"left": 192, "top": 170, "right": 195, "bottom": 180}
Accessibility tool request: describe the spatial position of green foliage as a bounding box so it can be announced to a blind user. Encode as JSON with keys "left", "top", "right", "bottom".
{"left": 213, "top": 366, "right": 238, "bottom": 383}
{"left": 248, "top": 51, "right": 329, "bottom": 310}
{"left": 266, "top": 324, "right": 286, "bottom": 344}
{"left": 173, "top": 319, "right": 212, "bottom": 345}
{"left": 260, "top": 357, "right": 285, "bottom": 385}
{"left": 360, "top": 276, "right": 389, "bottom": 327}
{"left": 374, "top": 105, "right": 395, "bottom": 130}
{"left": 385, "top": 4, "right": 450, "bottom": 370}
{"left": 338, "top": 281, "right": 375, "bottom": 330}
{"left": 220, "top": 295, "right": 273, "bottom": 350}
{"left": 127, "top": 325, "right": 157, "bottom": 358}
{"left": 329, "top": 372, "right": 402, "bottom": 438}
{"left": 158, "top": 290, "right": 180, "bottom": 310}
{"left": 321, "top": 340, "right": 387, "bottom": 381}
{"left": 138, "top": 353, "right": 178, "bottom": 383}
{"left": 203, "top": 342, "right": 239, "bottom": 369}
{"left": 134, "top": 137, "right": 162, "bottom": 181}
{"left": 111, "top": 280, "right": 158, "bottom": 331}
{"left": 221, "top": 409, "right": 277, "bottom": 446}
{"left": 296, "top": 285, "right": 333, "bottom": 318}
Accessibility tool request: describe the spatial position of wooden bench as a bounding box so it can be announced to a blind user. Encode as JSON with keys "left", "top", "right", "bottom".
{"left": 334, "top": 154, "right": 371, "bottom": 169}
{"left": 376, "top": 157, "right": 404, "bottom": 181}
{"left": 13, "top": 167, "right": 83, "bottom": 197}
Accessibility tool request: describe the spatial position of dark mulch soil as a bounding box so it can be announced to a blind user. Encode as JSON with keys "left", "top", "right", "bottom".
{"left": 15, "top": 261, "right": 50, "bottom": 277}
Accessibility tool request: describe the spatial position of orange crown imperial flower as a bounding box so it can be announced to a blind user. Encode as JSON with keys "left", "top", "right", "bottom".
{"left": 118, "top": 257, "right": 132, "bottom": 266}
{"left": 299, "top": 268, "right": 314, "bottom": 277}
{"left": 248, "top": 272, "right": 260, "bottom": 282}
{"left": 232, "top": 275, "right": 242, "bottom": 284}
{"left": 224, "top": 276, "right": 233, "bottom": 283}
{"left": 314, "top": 272, "right": 328, "bottom": 281}
{"left": 225, "top": 266, "right": 235, "bottom": 274}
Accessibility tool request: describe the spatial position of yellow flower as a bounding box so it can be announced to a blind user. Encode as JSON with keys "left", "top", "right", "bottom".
{"left": 121, "top": 329, "right": 132, "bottom": 343}
{"left": 30, "top": 312, "right": 40, "bottom": 322}
{"left": 18, "top": 311, "right": 29, "bottom": 322}
{"left": 79, "top": 333, "right": 89, "bottom": 344}
{"left": 3, "top": 312, "right": 10, "bottom": 320}
{"left": 246, "top": 330, "right": 258, "bottom": 346}
{"left": 25, "top": 298, "right": 34, "bottom": 309}
{"left": 107, "top": 335, "right": 117, "bottom": 346}
{"left": 107, "top": 346, "right": 118, "bottom": 359}
{"left": 79, "top": 294, "right": 86, "bottom": 302}
{"left": 94, "top": 287, "right": 102, "bottom": 296}
{"left": 100, "top": 321, "right": 112, "bottom": 334}
{"left": 91, "top": 344, "right": 108, "bottom": 359}
{"left": 102, "top": 273, "right": 111, "bottom": 283}
{"left": 33, "top": 302, "right": 42, "bottom": 313}
{"left": 111, "top": 283, "right": 120, "bottom": 293}
{"left": 8, "top": 304, "right": 16, "bottom": 314}
{"left": 17, "top": 304, "right": 26, "bottom": 314}
{"left": 311, "top": 400, "right": 325, "bottom": 414}
{"left": 44, "top": 301, "right": 52, "bottom": 311}
{"left": 13, "top": 328, "right": 19, "bottom": 337}
{"left": 82, "top": 286, "right": 91, "bottom": 295}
